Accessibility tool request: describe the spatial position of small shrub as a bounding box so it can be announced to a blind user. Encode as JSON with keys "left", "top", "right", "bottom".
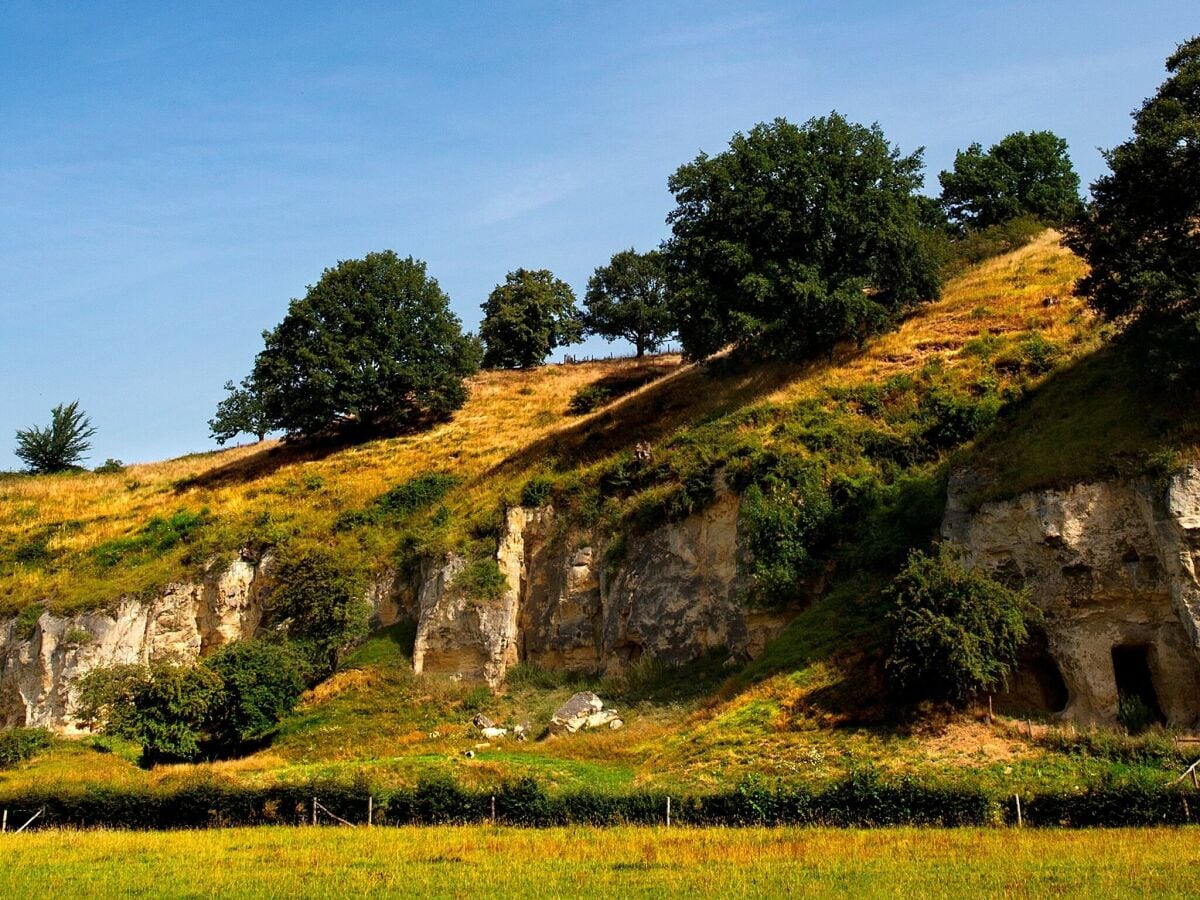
{"left": 456, "top": 557, "right": 508, "bottom": 602}
{"left": 63, "top": 627, "right": 93, "bottom": 646}
{"left": 0, "top": 727, "right": 52, "bottom": 768}
{"left": 334, "top": 473, "right": 459, "bottom": 531}
{"left": 520, "top": 474, "right": 555, "bottom": 507}
{"left": 94, "top": 458, "right": 125, "bottom": 474}
{"left": 567, "top": 385, "right": 612, "bottom": 415}
{"left": 1117, "top": 693, "right": 1156, "bottom": 735}
{"left": 885, "top": 545, "right": 1032, "bottom": 706}
{"left": 14, "top": 603, "right": 44, "bottom": 641}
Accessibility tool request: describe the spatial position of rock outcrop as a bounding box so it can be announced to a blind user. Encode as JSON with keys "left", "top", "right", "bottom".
{"left": 0, "top": 556, "right": 271, "bottom": 732}
{"left": 944, "top": 466, "right": 1200, "bottom": 727}
{"left": 548, "top": 691, "right": 623, "bottom": 735}
{"left": 411, "top": 484, "right": 795, "bottom": 690}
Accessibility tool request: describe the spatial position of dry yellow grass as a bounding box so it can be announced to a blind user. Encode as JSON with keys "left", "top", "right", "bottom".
{"left": 0, "top": 230, "right": 1094, "bottom": 617}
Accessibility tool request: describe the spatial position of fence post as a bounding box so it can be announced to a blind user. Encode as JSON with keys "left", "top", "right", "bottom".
{"left": 312, "top": 797, "right": 317, "bottom": 827}
{"left": 2, "top": 809, "right": 6, "bottom": 833}
{"left": 1014, "top": 794, "right": 1022, "bottom": 828}
{"left": 490, "top": 795, "right": 496, "bottom": 826}
{"left": 666, "top": 796, "right": 671, "bottom": 827}
{"left": 368, "top": 795, "right": 373, "bottom": 827}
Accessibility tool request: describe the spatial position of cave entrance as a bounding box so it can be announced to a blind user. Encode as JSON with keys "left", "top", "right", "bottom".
{"left": 1111, "top": 644, "right": 1166, "bottom": 724}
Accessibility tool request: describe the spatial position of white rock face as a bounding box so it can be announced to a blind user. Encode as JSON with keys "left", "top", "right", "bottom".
{"left": 0, "top": 554, "right": 407, "bottom": 733}
{"left": 410, "top": 484, "right": 796, "bottom": 691}
{"left": 944, "top": 466, "right": 1200, "bottom": 727}
{"left": 0, "top": 557, "right": 269, "bottom": 732}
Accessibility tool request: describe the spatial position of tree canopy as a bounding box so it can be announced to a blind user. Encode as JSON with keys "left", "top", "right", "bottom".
{"left": 14, "top": 401, "right": 96, "bottom": 473}
{"left": 1065, "top": 36, "right": 1200, "bottom": 378}
{"left": 665, "top": 113, "right": 942, "bottom": 361}
{"left": 249, "top": 251, "right": 481, "bottom": 437}
{"left": 583, "top": 249, "right": 676, "bottom": 357}
{"left": 479, "top": 268, "right": 583, "bottom": 368}
{"left": 208, "top": 378, "right": 271, "bottom": 445}
{"left": 939, "top": 131, "right": 1082, "bottom": 230}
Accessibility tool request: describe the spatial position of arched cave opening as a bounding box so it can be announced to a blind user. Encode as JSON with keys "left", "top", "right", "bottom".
{"left": 1111, "top": 643, "right": 1166, "bottom": 725}
{"left": 997, "top": 632, "right": 1069, "bottom": 716}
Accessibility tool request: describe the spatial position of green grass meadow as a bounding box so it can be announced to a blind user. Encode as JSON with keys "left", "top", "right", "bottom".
{"left": 2, "top": 826, "right": 1198, "bottom": 898}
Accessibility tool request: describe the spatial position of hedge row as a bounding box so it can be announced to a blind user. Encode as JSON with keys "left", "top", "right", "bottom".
{"left": 0, "top": 775, "right": 1193, "bottom": 830}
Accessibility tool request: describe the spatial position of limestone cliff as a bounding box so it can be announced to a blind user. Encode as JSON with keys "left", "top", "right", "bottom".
{"left": 944, "top": 466, "right": 1200, "bottom": 727}
{"left": 411, "top": 487, "right": 793, "bottom": 689}
{"left": 0, "top": 556, "right": 269, "bottom": 732}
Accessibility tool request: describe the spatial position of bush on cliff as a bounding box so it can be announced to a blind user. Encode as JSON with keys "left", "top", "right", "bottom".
{"left": 885, "top": 545, "right": 1032, "bottom": 706}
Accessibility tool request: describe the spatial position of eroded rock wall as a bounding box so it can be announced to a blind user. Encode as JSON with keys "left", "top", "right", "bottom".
{"left": 0, "top": 557, "right": 270, "bottom": 732}
{"left": 411, "top": 487, "right": 794, "bottom": 690}
{"left": 944, "top": 466, "right": 1200, "bottom": 727}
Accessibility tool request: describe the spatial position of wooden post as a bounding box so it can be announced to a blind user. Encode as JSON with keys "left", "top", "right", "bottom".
{"left": 666, "top": 796, "right": 671, "bottom": 828}
{"left": 367, "top": 795, "right": 373, "bottom": 827}
{"left": 312, "top": 797, "right": 317, "bottom": 827}
{"left": 1014, "top": 794, "right": 1023, "bottom": 828}
{"left": 490, "top": 795, "right": 496, "bottom": 826}
{"left": 987, "top": 695, "right": 994, "bottom": 724}
{"left": 2, "top": 809, "right": 7, "bottom": 833}
{"left": 1192, "top": 767, "right": 1199, "bottom": 790}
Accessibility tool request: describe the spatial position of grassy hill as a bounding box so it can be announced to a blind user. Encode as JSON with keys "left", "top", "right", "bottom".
{"left": 4, "top": 230, "right": 1199, "bottom": 802}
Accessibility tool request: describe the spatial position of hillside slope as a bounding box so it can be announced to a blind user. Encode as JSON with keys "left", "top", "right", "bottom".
{"left": 6, "top": 231, "right": 1200, "bottom": 801}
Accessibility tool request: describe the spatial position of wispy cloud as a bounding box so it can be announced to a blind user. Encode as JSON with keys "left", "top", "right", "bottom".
{"left": 469, "top": 171, "right": 578, "bottom": 226}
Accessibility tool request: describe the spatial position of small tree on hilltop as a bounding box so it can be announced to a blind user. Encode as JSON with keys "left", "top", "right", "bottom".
{"left": 14, "top": 401, "right": 96, "bottom": 473}
{"left": 209, "top": 377, "right": 271, "bottom": 445}
{"left": 584, "top": 249, "right": 676, "bottom": 357}
{"left": 251, "top": 251, "right": 482, "bottom": 437}
{"left": 1065, "top": 36, "right": 1200, "bottom": 379}
{"left": 885, "top": 546, "right": 1032, "bottom": 707}
{"left": 480, "top": 268, "right": 583, "bottom": 368}
{"left": 939, "top": 131, "right": 1083, "bottom": 231}
{"left": 665, "top": 113, "right": 942, "bottom": 361}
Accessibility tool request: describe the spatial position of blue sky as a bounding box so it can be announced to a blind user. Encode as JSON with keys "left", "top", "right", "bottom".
{"left": 1, "top": 1, "right": 1195, "bottom": 467}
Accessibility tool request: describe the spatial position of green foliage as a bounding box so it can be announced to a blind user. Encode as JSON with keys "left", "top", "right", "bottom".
{"left": 885, "top": 547, "right": 1032, "bottom": 706}
{"left": 0, "top": 727, "right": 52, "bottom": 768}
{"left": 938, "top": 131, "right": 1083, "bottom": 230}
{"left": 456, "top": 557, "right": 508, "bottom": 602}
{"left": 1116, "top": 694, "right": 1157, "bottom": 736}
{"left": 14, "top": 602, "right": 44, "bottom": 640}
{"left": 1065, "top": 36, "right": 1200, "bottom": 379}
{"left": 566, "top": 367, "right": 667, "bottom": 415}
{"left": 566, "top": 385, "right": 612, "bottom": 415}
{"left": 269, "top": 547, "right": 370, "bottom": 676}
{"left": 520, "top": 474, "right": 555, "bottom": 507}
{"left": 480, "top": 268, "right": 583, "bottom": 369}
{"left": 938, "top": 216, "right": 1047, "bottom": 277}
{"left": 665, "top": 113, "right": 942, "bottom": 361}
{"left": 203, "top": 640, "right": 309, "bottom": 748}
{"left": 738, "top": 457, "right": 833, "bottom": 606}
{"left": 334, "top": 473, "right": 460, "bottom": 531}
{"left": 583, "top": 248, "right": 676, "bottom": 357}
{"left": 94, "top": 458, "right": 125, "bottom": 474}
{"left": 14, "top": 401, "right": 96, "bottom": 474}
{"left": 208, "top": 378, "right": 271, "bottom": 445}
{"left": 76, "top": 662, "right": 224, "bottom": 765}
{"left": 251, "top": 251, "right": 482, "bottom": 436}
{"left": 91, "top": 509, "right": 209, "bottom": 568}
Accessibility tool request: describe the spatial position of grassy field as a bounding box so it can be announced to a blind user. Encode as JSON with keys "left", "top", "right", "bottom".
{"left": 2, "top": 826, "right": 1198, "bottom": 897}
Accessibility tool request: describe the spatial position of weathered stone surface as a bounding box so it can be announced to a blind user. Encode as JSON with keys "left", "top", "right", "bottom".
{"left": 549, "top": 691, "right": 605, "bottom": 735}
{"left": 410, "top": 552, "right": 519, "bottom": 690}
{"left": 0, "top": 556, "right": 270, "bottom": 732}
{"left": 407, "top": 483, "right": 796, "bottom": 691}
{"left": 944, "top": 466, "right": 1200, "bottom": 727}
{"left": 0, "top": 552, "right": 405, "bottom": 732}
